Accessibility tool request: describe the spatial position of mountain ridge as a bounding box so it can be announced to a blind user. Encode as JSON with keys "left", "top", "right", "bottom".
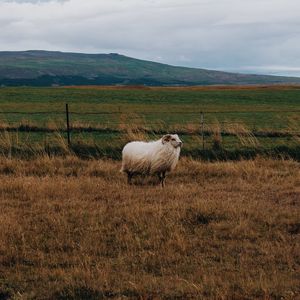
{"left": 1, "top": 50, "right": 300, "bottom": 86}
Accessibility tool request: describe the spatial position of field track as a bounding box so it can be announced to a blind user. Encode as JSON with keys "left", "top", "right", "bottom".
{"left": 62, "top": 84, "right": 300, "bottom": 90}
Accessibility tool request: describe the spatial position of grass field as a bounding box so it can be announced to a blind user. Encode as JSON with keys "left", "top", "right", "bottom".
{"left": 0, "top": 86, "right": 299, "bottom": 299}
{"left": 1, "top": 85, "right": 300, "bottom": 128}
{"left": 0, "top": 156, "right": 299, "bottom": 299}
{"left": 0, "top": 85, "right": 300, "bottom": 159}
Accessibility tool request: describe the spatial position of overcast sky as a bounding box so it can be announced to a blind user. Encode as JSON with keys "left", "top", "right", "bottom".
{"left": 1, "top": 0, "right": 300, "bottom": 76}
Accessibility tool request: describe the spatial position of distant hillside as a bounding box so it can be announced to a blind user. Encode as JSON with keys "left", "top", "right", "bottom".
{"left": 1, "top": 50, "right": 300, "bottom": 86}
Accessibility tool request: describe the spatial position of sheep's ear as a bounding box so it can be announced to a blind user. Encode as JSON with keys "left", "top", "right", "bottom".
{"left": 162, "top": 134, "right": 172, "bottom": 144}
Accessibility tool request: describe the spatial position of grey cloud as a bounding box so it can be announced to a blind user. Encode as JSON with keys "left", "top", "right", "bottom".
{"left": 2, "top": 0, "right": 65, "bottom": 2}
{"left": 0, "top": 0, "right": 300, "bottom": 76}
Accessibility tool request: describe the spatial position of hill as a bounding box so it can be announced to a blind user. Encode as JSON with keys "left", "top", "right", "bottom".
{"left": 1, "top": 50, "right": 300, "bottom": 86}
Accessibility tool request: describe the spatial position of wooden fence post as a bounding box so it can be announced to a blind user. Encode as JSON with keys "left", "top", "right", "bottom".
{"left": 66, "top": 103, "right": 71, "bottom": 146}
{"left": 201, "top": 111, "right": 204, "bottom": 150}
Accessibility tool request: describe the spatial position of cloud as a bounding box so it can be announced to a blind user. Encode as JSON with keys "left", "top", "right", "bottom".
{"left": 0, "top": 0, "right": 300, "bottom": 76}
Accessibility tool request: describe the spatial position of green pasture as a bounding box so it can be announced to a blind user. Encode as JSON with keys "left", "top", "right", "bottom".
{"left": 0, "top": 86, "right": 300, "bottom": 159}
{"left": 0, "top": 86, "right": 300, "bottom": 130}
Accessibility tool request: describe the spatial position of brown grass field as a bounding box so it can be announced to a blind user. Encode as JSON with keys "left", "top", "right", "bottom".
{"left": 0, "top": 156, "right": 299, "bottom": 299}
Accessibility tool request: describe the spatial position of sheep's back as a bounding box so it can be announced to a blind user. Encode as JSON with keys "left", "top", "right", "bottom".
{"left": 121, "top": 141, "right": 156, "bottom": 174}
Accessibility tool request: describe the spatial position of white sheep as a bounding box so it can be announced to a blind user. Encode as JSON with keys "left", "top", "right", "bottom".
{"left": 121, "top": 134, "right": 182, "bottom": 187}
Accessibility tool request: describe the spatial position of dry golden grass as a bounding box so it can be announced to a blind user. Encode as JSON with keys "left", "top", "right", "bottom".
{"left": 0, "top": 156, "right": 299, "bottom": 299}
{"left": 224, "top": 123, "right": 260, "bottom": 148}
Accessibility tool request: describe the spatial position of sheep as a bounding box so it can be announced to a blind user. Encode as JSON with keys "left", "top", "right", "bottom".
{"left": 120, "top": 134, "right": 182, "bottom": 187}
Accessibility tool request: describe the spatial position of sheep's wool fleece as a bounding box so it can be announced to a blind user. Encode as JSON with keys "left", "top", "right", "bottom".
{"left": 121, "top": 139, "right": 180, "bottom": 174}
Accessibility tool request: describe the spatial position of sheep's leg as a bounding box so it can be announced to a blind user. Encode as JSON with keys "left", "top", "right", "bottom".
{"left": 161, "top": 172, "right": 166, "bottom": 188}
{"left": 157, "top": 173, "right": 162, "bottom": 186}
{"left": 158, "top": 172, "right": 166, "bottom": 188}
{"left": 127, "top": 172, "right": 133, "bottom": 185}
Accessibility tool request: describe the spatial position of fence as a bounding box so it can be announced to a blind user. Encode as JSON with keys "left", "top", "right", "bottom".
{"left": 0, "top": 104, "right": 299, "bottom": 159}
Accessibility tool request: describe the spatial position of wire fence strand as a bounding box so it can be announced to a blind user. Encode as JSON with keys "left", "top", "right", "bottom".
{"left": 0, "top": 108, "right": 299, "bottom": 137}
{"left": 0, "top": 109, "right": 300, "bottom": 115}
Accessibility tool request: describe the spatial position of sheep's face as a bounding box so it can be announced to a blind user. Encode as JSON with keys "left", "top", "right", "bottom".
{"left": 162, "top": 134, "right": 183, "bottom": 148}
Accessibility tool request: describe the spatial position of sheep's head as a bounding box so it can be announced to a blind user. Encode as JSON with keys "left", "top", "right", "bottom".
{"left": 162, "top": 134, "right": 182, "bottom": 148}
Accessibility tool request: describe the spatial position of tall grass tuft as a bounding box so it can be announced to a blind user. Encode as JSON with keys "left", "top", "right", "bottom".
{"left": 225, "top": 122, "right": 260, "bottom": 148}
{"left": 0, "top": 130, "right": 13, "bottom": 158}
{"left": 119, "top": 113, "right": 148, "bottom": 142}
{"left": 210, "top": 121, "right": 223, "bottom": 150}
